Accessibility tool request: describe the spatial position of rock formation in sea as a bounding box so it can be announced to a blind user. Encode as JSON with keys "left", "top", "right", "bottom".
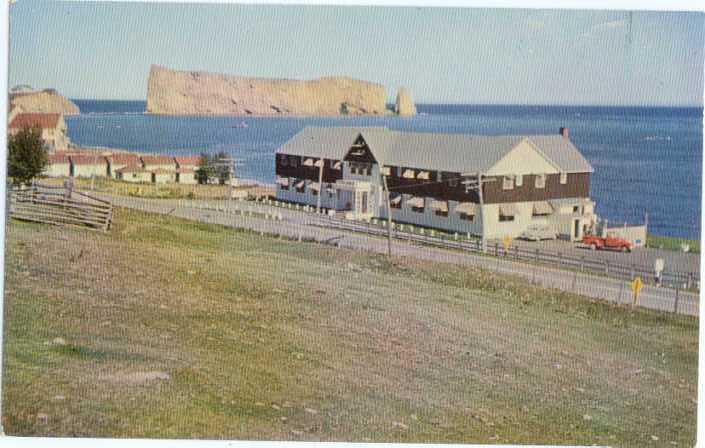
{"left": 394, "top": 87, "right": 417, "bottom": 116}
{"left": 146, "top": 65, "right": 411, "bottom": 116}
{"left": 9, "top": 89, "right": 80, "bottom": 115}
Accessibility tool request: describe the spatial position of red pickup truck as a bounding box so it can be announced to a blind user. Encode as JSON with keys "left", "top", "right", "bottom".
{"left": 582, "top": 234, "right": 632, "bottom": 253}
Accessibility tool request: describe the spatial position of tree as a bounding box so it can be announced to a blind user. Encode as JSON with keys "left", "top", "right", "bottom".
{"left": 213, "top": 151, "right": 231, "bottom": 185}
{"left": 195, "top": 153, "right": 213, "bottom": 184}
{"left": 195, "top": 152, "right": 232, "bottom": 185}
{"left": 8, "top": 126, "right": 48, "bottom": 185}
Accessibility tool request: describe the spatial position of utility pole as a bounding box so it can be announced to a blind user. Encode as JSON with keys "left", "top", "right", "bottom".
{"left": 381, "top": 169, "right": 393, "bottom": 257}
{"left": 461, "top": 172, "right": 493, "bottom": 253}
{"left": 316, "top": 158, "right": 324, "bottom": 213}
{"left": 214, "top": 155, "right": 238, "bottom": 203}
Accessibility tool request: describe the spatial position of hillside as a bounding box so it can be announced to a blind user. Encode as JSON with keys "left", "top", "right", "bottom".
{"left": 2, "top": 208, "right": 697, "bottom": 445}
{"left": 146, "top": 65, "right": 390, "bottom": 116}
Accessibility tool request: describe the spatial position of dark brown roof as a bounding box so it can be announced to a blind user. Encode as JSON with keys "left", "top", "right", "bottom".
{"left": 9, "top": 112, "right": 61, "bottom": 129}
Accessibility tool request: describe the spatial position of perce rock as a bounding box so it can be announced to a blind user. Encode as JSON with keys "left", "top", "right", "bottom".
{"left": 9, "top": 89, "right": 80, "bottom": 115}
{"left": 394, "top": 87, "right": 417, "bottom": 116}
{"left": 146, "top": 65, "right": 401, "bottom": 116}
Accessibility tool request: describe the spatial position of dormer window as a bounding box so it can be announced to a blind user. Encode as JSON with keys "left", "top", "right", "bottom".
{"left": 290, "top": 157, "right": 298, "bottom": 168}
{"left": 560, "top": 172, "right": 568, "bottom": 184}
{"left": 535, "top": 174, "right": 546, "bottom": 189}
{"left": 502, "top": 176, "right": 514, "bottom": 190}
{"left": 515, "top": 175, "right": 523, "bottom": 187}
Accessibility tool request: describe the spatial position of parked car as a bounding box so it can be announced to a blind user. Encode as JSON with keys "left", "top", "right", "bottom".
{"left": 519, "top": 224, "right": 557, "bottom": 241}
{"left": 582, "top": 234, "right": 632, "bottom": 253}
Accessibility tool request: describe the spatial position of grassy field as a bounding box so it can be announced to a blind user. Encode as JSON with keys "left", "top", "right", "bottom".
{"left": 38, "top": 176, "right": 259, "bottom": 199}
{"left": 1, "top": 208, "right": 698, "bottom": 445}
{"left": 648, "top": 234, "right": 700, "bottom": 254}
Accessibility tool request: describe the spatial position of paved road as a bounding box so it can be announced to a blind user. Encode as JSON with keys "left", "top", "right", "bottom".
{"left": 103, "top": 195, "right": 699, "bottom": 316}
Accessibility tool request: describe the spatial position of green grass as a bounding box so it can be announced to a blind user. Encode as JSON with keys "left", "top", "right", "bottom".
{"left": 647, "top": 234, "right": 700, "bottom": 253}
{"left": 1, "top": 208, "right": 698, "bottom": 445}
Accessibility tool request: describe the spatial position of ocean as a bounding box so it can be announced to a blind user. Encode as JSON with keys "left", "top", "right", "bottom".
{"left": 68, "top": 100, "right": 703, "bottom": 240}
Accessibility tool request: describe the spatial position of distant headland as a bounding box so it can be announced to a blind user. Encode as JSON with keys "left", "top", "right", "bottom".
{"left": 9, "top": 88, "right": 80, "bottom": 115}
{"left": 146, "top": 64, "right": 416, "bottom": 117}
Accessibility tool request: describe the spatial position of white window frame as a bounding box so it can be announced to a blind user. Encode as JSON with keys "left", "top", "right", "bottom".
{"left": 535, "top": 174, "right": 546, "bottom": 189}
{"left": 515, "top": 175, "right": 523, "bottom": 187}
{"left": 502, "top": 176, "right": 514, "bottom": 190}
{"left": 560, "top": 172, "right": 568, "bottom": 184}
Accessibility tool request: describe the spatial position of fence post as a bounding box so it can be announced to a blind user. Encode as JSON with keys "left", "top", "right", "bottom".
{"left": 580, "top": 256, "right": 584, "bottom": 273}
{"left": 532, "top": 249, "right": 539, "bottom": 285}
{"left": 605, "top": 261, "right": 609, "bottom": 275}
{"left": 674, "top": 288, "right": 680, "bottom": 314}
{"left": 687, "top": 273, "right": 693, "bottom": 290}
{"left": 494, "top": 242, "right": 499, "bottom": 257}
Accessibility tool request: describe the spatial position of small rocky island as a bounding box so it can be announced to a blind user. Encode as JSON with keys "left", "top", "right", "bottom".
{"left": 146, "top": 65, "right": 415, "bottom": 116}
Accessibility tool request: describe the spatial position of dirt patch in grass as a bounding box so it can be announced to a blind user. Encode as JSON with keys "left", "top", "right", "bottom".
{"left": 2, "top": 208, "right": 698, "bottom": 445}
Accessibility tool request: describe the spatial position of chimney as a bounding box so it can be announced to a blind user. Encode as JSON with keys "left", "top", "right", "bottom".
{"left": 559, "top": 127, "right": 569, "bottom": 139}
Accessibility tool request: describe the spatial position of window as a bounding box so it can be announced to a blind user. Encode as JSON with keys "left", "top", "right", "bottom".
{"left": 535, "top": 174, "right": 546, "bottom": 189}
{"left": 503, "top": 176, "right": 514, "bottom": 190}
{"left": 290, "top": 157, "right": 298, "bottom": 168}
{"left": 459, "top": 213, "right": 474, "bottom": 221}
{"left": 573, "top": 205, "right": 581, "bottom": 213}
{"left": 560, "top": 172, "right": 568, "bottom": 184}
{"left": 515, "top": 175, "right": 523, "bottom": 187}
{"left": 448, "top": 176, "right": 458, "bottom": 187}
{"left": 499, "top": 214, "right": 515, "bottom": 222}
{"left": 435, "top": 210, "right": 448, "bottom": 217}
{"left": 412, "top": 206, "right": 425, "bottom": 213}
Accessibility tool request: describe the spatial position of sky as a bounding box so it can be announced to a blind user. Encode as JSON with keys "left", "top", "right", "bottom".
{"left": 7, "top": 0, "right": 705, "bottom": 105}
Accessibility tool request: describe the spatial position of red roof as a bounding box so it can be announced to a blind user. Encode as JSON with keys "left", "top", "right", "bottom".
{"left": 9, "top": 112, "right": 61, "bottom": 129}
{"left": 108, "top": 153, "right": 141, "bottom": 165}
{"left": 69, "top": 154, "right": 107, "bottom": 165}
{"left": 141, "top": 155, "right": 175, "bottom": 165}
{"left": 48, "top": 153, "right": 70, "bottom": 164}
{"left": 115, "top": 165, "right": 150, "bottom": 174}
{"left": 174, "top": 156, "right": 201, "bottom": 167}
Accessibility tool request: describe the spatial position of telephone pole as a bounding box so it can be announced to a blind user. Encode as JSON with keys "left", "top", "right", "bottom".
{"left": 381, "top": 169, "right": 393, "bottom": 257}
{"left": 315, "top": 158, "right": 324, "bottom": 213}
{"left": 461, "top": 172, "right": 494, "bottom": 253}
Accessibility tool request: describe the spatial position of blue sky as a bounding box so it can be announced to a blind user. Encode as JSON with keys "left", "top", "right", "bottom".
{"left": 8, "top": 1, "right": 704, "bottom": 105}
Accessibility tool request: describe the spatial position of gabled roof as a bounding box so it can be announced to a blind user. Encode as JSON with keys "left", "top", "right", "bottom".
{"left": 108, "top": 153, "right": 141, "bottom": 165}
{"left": 9, "top": 112, "right": 62, "bottom": 129}
{"left": 69, "top": 154, "right": 107, "bottom": 165}
{"left": 48, "top": 153, "right": 70, "bottom": 164}
{"left": 115, "top": 165, "right": 150, "bottom": 174}
{"left": 277, "top": 127, "right": 594, "bottom": 174}
{"left": 174, "top": 156, "right": 201, "bottom": 167}
{"left": 141, "top": 155, "right": 175, "bottom": 165}
{"left": 276, "top": 127, "right": 387, "bottom": 159}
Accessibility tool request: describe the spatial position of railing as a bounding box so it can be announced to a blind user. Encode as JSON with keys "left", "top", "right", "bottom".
{"left": 9, "top": 183, "right": 113, "bottom": 232}
{"left": 309, "top": 215, "right": 699, "bottom": 291}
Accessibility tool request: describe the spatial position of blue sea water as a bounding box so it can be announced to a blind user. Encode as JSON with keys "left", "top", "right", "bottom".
{"left": 68, "top": 100, "right": 703, "bottom": 240}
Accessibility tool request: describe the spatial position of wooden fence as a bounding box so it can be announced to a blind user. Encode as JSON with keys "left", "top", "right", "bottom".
{"left": 312, "top": 216, "right": 699, "bottom": 291}
{"left": 8, "top": 183, "right": 113, "bottom": 232}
